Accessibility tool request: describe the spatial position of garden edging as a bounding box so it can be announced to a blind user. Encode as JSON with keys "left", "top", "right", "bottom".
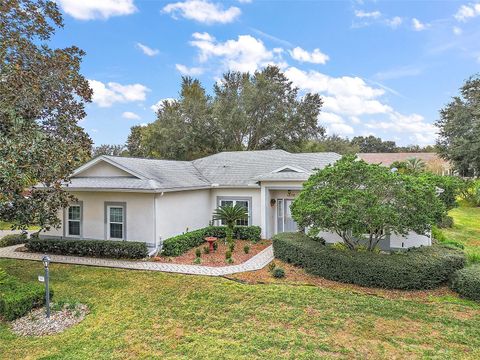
{"left": 0, "top": 244, "right": 274, "bottom": 276}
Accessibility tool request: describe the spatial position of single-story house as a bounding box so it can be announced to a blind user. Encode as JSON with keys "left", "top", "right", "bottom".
{"left": 41, "top": 150, "right": 431, "bottom": 252}
{"left": 357, "top": 152, "right": 453, "bottom": 175}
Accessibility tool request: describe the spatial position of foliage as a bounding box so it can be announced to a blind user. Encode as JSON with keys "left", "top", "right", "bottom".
{"left": 291, "top": 155, "right": 445, "bottom": 251}
{"left": 450, "top": 265, "right": 480, "bottom": 301}
{"left": 0, "top": 0, "right": 92, "bottom": 232}
{"left": 436, "top": 75, "right": 480, "bottom": 176}
{"left": 268, "top": 261, "right": 276, "bottom": 272}
{"left": 405, "top": 157, "right": 426, "bottom": 172}
{"left": 351, "top": 135, "right": 397, "bottom": 153}
{"left": 0, "top": 233, "right": 27, "bottom": 247}
{"left": 273, "top": 232, "right": 466, "bottom": 290}
{"left": 272, "top": 267, "right": 285, "bottom": 278}
{"left": 297, "top": 135, "right": 360, "bottom": 155}
{"left": 126, "top": 66, "right": 324, "bottom": 160}
{"left": 438, "top": 215, "right": 454, "bottom": 229}
{"left": 195, "top": 248, "right": 201, "bottom": 258}
{"left": 225, "top": 250, "right": 232, "bottom": 260}
{"left": 416, "top": 172, "right": 463, "bottom": 211}
{"left": 0, "top": 270, "right": 50, "bottom": 321}
{"left": 91, "top": 144, "right": 127, "bottom": 158}
{"left": 161, "top": 226, "right": 261, "bottom": 256}
{"left": 460, "top": 179, "right": 480, "bottom": 207}
{"left": 212, "top": 204, "right": 249, "bottom": 245}
{"left": 26, "top": 238, "right": 148, "bottom": 259}
{"left": 243, "top": 245, "right": 250, "bottom": 254}
{"left": 203, "top": 246, "right": 210, "bottom": 254}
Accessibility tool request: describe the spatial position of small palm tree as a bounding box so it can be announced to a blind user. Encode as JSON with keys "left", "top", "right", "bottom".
{"left": 212, "top": 204, "right": 248, "bottom": 246}
{"left": 405, "top": 157, "right": 426, "bottom": 172}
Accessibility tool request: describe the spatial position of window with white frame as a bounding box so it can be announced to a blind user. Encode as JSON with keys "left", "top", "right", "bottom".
{"left": 107, "top": 205, "right": 125, "bottom": 240}
{"left": 219, "top": 199, "right": 250, "bottom": 226}
{"left": 67, "top": 204, "right": 81, "bottom": 237}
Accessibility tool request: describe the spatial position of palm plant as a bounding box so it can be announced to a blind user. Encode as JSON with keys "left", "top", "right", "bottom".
{"left": 405, "top": 157, "right": 426, "bottom": 172}
{"left": 212, "top": 204, "right": 248, "bottom": 247}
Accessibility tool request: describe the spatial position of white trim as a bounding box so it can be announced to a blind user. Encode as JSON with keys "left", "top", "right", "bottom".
{"left": 272, "top": 165, "right": 309, "bottom": 173}
{"left": 72, "top": 156, "right": 145, "bottom": 180}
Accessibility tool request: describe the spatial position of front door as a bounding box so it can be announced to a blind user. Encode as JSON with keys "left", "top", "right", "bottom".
{"left": 276, "top": 199, "right": 298, "bottom": 233}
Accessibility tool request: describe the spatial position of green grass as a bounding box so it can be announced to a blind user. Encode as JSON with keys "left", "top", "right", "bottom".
{"left": 0, "top": 221, "right": 39, "bottom": 231}
{"left": 1, "top": 259, "right": 480, "bottom": 359}
{"left": 442, "top": 205, "right": 480, "bottom": 264}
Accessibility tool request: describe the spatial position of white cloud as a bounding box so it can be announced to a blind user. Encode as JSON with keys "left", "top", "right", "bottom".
{"left": 175, "top": 64, "right": 205, "bottom": 76}
{"left": 237, "top": 0, "right": 252, "bottom": 3}
{"left": 289, "top": 47, "right": 329, "bottom": 64}
{"left": 453, "top": 26, "right": 463, "bottom": 35}
{"left": 122, "top": 111, "right": 141, "bottom": 120}
{"left": 385, "top": 16, "right": 402, "bottom": 29}
{"left": 136, "top": 43, "right": 159, "bottom": 56}
{"left": 163, "top": 0, "right": 241, "bottom": 24}
{"left": 318, "top": 112, "right": 354, "bottom": 136}
{"left": 374, "top": 65, "right": 423, "bottom": 80}
{"left": 150, "top": 98, "right": 175, "bottom": 113}
{"left": 88, "top": 80, "right": 150, "bottom": 107}
{"left": 355, "top": 10, "right": 381, "bottom": 19}
{"left": 412, "top": 18, "right": 428, "bottom": 31}
{"left": 454, "top": 3, "right": 480, "bottom": 22}
{"left": 57, "top": 0, "right": 137, "bottom": 20}
{"left": 189, "top": 33, "right": 281, "bottom": 72}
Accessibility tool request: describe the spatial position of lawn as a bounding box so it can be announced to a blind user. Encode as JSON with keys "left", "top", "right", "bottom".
{"left": 442, "top": 205, "right": 480, "bottom": 263}
{"left": 1, "top": 259, "right": 480, "bottom": 359}
{"left": 0, "top": 221, "right": 39, "bottom": 231}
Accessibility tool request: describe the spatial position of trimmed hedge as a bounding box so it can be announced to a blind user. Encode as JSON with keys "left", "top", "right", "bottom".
{"left": 450, "top": 265, "right": 480, "bottom": 301}
{"left": 162, "top": 226, "right": 261, "bottom": 256}
{"left": 273, "top": 232, "right": 466, "bottom": 290}
{"left": 0, "top": 269, "right": 51, "bottom": 321}
{"left": 0, "top": 233, "right": 28, "bottom": 247}
{"left": 26, "top": 238, "right": 148, "bottom": 259}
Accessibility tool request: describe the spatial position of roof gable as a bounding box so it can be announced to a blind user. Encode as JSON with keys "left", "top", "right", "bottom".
{"left": 72, "top": 157, "right": 143, "bottom": 179}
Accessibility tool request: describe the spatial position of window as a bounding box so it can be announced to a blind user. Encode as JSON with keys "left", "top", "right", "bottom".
{"left": 107, "top": 206, "right": 124, "bottom": 240}
{"left": 67, "top": 205, "right": 81, "bottom": 237}
{"left": 219, "top": 198, "right": 250, "bottom": 226}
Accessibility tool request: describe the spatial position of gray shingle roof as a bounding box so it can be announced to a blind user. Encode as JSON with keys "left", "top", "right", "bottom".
{"left": 69, "top": 150, "right": 340, "bottom": 191}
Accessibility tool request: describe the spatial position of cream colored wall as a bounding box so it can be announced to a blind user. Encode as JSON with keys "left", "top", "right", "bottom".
{"left": 155, "top": 189, "right": 211, "bottom": 241}
{"left": 76, "top": 162, "right": 134, "bottom": 177}
{"left": 210, "top": 188, "right": 262, "bottom": 227}
{"left": 42, "top": 191, "right": 156, "bottom": 245}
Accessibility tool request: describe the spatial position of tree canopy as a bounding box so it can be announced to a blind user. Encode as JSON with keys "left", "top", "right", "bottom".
{"left": 291, "top": 156, "right": 444, "bottom": 251}
{"left": 436, "top": 75, "right": 480, "bottom": 176}
{"left": 0, "top": 0, "right": 92, "bottom": 231}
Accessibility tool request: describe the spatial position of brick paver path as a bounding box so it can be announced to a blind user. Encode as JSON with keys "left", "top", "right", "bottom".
{"left": 0, "top": 244, "right": 274, "bottom": 276}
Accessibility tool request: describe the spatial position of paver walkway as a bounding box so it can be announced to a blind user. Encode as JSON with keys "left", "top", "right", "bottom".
{"left": 0, "top": 244, "right": 274, "bottom": 276}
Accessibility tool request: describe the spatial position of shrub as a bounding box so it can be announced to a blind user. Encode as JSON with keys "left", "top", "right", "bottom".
{"left": 272, "top": 267, "right": 285, "bottom": 278}
{"left": 26, "top": 238, "right": 148, "bottom": 259}
{"left": 195, "top": 248, "right": 202, "bottom": 258}
{"left": 0, "top": 271, "right": 52, "bottom": 321}
{"left": 450, "top": 266, "right": 480, "bottom": 301}
{"left": 162, "top": 226, "right": 261, "bottom": 256}
{"left": 213, "top": 242, "right": 218, "bottom": 251}
{"left": 203, "top": 246, "right": 210, "bottom": 255}
{"left": 226, "top": 257, "right": 233, "bottom": 264}
{"left": 0, "top": 233, "right": 28, "bottom": 248}
{"left": 273, "top": 232, "right": 465, "bottom": 290}
{"left": 225, "top": 250, "right": 232, "bottom": 260}
{"left": 228, "top": 242, "right": 235, "bottom": 252}
{"left": 267, "top": 261, "right": 276, "bottom": 272}
{"left": 193, "top": 257, "right": 201, "bottom": 265}
{"left": 438, "top": 215, "right": 454, "bottom": 228}
{"left": 243, "top": 245, "right": 250, "bottom": 254}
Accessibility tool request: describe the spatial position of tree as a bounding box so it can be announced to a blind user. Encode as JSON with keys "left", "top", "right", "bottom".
{"left": 351, "top": 136, "right": 397, "bottom": 153}
{"left": 291, "top": 156, "right": 444, "bottom": 251}
{"left": 212, "top": 204, "right": 248, "bottom": 248}
{"left": 436, "top": 75, "right": 480, "bottom": 176}
{"left": 127, "top": 66, "right": 325, "bottom": 160}
{"left": 92, "top": 144, "right": 127, "bottom": 158}
{"left": 405, "top": 158, "right": 426, "bottom": 172}
{"left": 0, "top": 0, "right": 92, "bottom": 231}
{"left": 298, "top": 135, "right": 359, "bottom": 155}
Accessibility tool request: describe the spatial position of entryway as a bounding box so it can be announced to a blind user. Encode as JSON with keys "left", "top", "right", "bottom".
{"left": 276, "top": 198, "right": 298, "bottom": 233}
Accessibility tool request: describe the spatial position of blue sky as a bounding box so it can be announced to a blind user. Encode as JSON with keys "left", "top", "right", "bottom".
{"left": 52, "top": 0, "right": 480, "bottom": 147}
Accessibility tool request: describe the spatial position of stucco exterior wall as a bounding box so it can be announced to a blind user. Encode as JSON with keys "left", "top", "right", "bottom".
{"left": 155, "top": 189, "right": 211, "bottom": 242}
{"left": 76, "top": 162, "right": 134, "bottom": 177}
{"left": 42, "top": 191, "right": 156, "bottom": 245}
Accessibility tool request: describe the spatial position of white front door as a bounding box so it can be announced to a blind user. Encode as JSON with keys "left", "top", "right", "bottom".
{"left": 276, "top": 199, "right": 298, "bottom": 234}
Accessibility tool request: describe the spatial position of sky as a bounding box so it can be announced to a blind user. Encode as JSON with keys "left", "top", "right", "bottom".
{"left": 51, "top": 0, "right": 480, "bottom": 147}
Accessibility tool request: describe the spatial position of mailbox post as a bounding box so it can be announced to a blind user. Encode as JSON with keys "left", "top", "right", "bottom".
{"left": 42, "top": 255, "right": 51, "bottom": 319}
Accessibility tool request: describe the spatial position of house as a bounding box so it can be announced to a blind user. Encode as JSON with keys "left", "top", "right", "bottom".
{"left": 41, "top": 150, "right": 431, "bottom": 252}
{"left": 357, "top": 152, "right": 453, "bottom": 175}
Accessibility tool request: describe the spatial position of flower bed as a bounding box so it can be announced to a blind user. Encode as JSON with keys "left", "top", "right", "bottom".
{"left": 157, "top": 239, "right": 271, "bottom": 267}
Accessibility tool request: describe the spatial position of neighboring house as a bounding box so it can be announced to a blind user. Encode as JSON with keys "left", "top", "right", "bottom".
{"left": 357, "top": 152, "right": 453, "bottom": 175}
{"left": 41, "top": 150, "right": 431, "bottom": 252}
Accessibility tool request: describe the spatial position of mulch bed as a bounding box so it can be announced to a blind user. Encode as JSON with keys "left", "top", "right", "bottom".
{"left": 11, "top": 303, "right": 89, "bottom": 337}
{"left": 154, "top": 240, "right": 271, "bottom": 267}
{"left": 226, "top": 260, "right": 458, "bottom": 301}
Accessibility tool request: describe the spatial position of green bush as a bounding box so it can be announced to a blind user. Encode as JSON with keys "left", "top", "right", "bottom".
{"left": 162, "top": 226, "right": 261, "bottom": 256}
{"left": 450, "top": 266, "right": 480, "bottom": 301}
{"left": 273, "top": 232, "right": 465, "bottom": 290}
{"left": 195, "top": 248, "right": 201, "bottom": 258}
{"left": 225, "top": 250, "right": 232, "bottom": 260}
{"left": 0, "top": 233, "right": 28, "bottom": 247}
{"left": 243, "top": 245, "right": 250, "bottom": 254}
{"left": 272, "top": 267, "right": 285, "bottom": 278}
{"left": 203, "top": 246, "right": 210, "bottom": 254}
{"left": 26, "top": 238, "right": 148, "bottom": 259}
{"left": 0, "top": 270, "right": 52, "bottom": 321}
